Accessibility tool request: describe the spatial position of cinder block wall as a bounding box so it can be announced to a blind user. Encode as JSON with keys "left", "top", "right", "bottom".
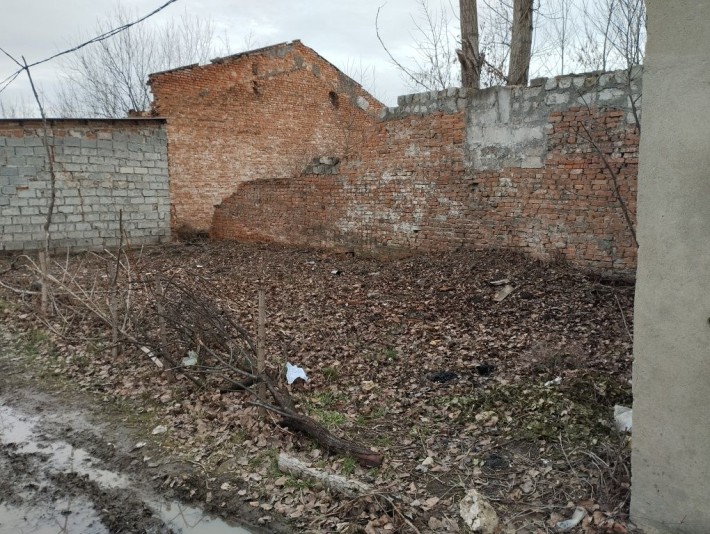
{"left": 212, "top": 69, "right": 641, "bottom": 274}
{"left": 0, "top": 119, "right": 170, "bottom": 252}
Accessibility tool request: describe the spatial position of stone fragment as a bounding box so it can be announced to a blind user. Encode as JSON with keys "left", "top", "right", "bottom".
{"left": 459, "top": 488, "right": 500, "bottom": 533}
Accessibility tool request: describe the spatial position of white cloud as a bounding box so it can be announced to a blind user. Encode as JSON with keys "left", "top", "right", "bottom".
{"left": 1, "top": 0, "right": 447, "bottom": 114}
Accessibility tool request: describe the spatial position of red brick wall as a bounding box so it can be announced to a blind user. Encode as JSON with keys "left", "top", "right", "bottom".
{"left": 155, "top": 48, "right": 640, "bottom": 274}
{"left": 149, "top": 41, "right": 381, "bottom": 231}
{"left": 212, "top": 100, "right": 639, "bottom": 273}
{"left": 466, "top": 107, "right": 638, "bottom": 271}
{"left": 212, "top": 111, "right": 467, "bottom": 253}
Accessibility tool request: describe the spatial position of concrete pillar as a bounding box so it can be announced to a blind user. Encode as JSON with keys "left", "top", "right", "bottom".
{"left": 631, "top": 1, "right": 710, "bottom": 532}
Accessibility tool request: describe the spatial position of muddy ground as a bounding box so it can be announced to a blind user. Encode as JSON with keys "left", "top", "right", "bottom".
{"left": 0, "top": 242, "right": 639, "bottom": 533}
{"left": 0, "top": 332, "right": 283, "bottom": 533}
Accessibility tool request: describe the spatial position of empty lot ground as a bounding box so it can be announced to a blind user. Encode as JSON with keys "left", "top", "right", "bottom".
{"left": 0, "top": 242, "right": 637, "bottom": 533}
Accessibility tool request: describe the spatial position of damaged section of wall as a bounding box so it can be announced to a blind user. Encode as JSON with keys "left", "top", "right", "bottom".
{"left": 212, "top": 110, "right": 466, "bottom": 253}
{"left": 212, "top": 68, "right": 640, "bottom": 273}
{"left": 0, "top": 119, "right": 170, "bottom": 252}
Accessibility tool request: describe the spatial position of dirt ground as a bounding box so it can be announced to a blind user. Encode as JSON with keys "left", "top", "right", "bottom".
{"left": 0, "top": 330, "right": 281, "bottom": 533}
{"left": 0, "top": 242, "right": 639, "bottom": 533}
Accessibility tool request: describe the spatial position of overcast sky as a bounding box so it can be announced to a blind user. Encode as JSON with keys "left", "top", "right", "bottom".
{"left": 0, "top": 0, "right": 440, "bottom": 112}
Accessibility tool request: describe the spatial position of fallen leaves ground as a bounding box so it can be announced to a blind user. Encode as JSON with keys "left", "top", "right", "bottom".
{"left": 0, "top": 241, "right": 639, "bottom": 533}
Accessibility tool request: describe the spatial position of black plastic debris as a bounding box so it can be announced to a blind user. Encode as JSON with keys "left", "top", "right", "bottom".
{"left": 483, "top": 453, "right": 508, "bottom": 470}
{"left": 429, "top": 371, "right": 458, "bottom": 383}
{"left": 476, "top": 362, "right": 495, "bottom": 376}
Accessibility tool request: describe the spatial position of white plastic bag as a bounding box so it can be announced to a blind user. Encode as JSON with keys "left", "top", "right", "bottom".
{"left": 285, "top": 362, "right": 308, "bottom": 384}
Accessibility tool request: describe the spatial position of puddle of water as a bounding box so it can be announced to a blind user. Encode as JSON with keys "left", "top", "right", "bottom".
{"left": 2, "top": 402, "right": 254, "bottom": 533}
{"left": 31, "top": 441, "right": 131, "bottom": 489}
{"left": 0, "top": 497, "right": 108, "bottom": 534}
{"left": 154, "top": 500, "right": 252, "bottom": 534}
{"left": 1, "top": 404, "right": 131, "bottom": 489}
{"left": 0, "top": 404, "right": 35, "bottom": 444}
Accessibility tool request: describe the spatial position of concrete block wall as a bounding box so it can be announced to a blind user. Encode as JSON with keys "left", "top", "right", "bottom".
{"left": 211, "top": 68, "right": 641, "bottom": 274}
{"left": 0, "top": 119, "right": 170, "bottom": 252}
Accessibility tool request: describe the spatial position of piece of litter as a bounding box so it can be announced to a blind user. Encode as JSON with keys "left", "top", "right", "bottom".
{"left": 132, "top": 441, "right": 146, "bottom": 451}
{"left": 429, "top": 371, "right": 458, "bottom": 383}
{"left": 555, "top": 507, "right": 586, "bottom": 532}
{"left": 476, "top": 363, "right": 495, "bottom": 376}
{"left": 151, "top": 425, "right": 167, "bottom": 435}
{"left": 614, "top": 405, "right": 632, "bottom": 433}
{"left": 141, "top": 346, "right": 164, "bottom": 368}
{"left": 488, "top": 279, "right": 510, "bottom": 286}
{"left": 493, "top": 284, "right": 514, "bottom": 302}
{"left": 285, "top": 362, "right": 308, "bottom": 385}
{"left": 181, "top": 350, "right": 198, "bottom": 367}
{"left": 544, "top": 376, "right": 563, "bottom": 387}
{"left": 331, "top": 269, "right": 341, "bottom": 276}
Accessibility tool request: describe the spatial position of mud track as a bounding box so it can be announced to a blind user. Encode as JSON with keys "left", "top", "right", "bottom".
{"left": 0, "top": 343, "right": 278, "bottom": 534}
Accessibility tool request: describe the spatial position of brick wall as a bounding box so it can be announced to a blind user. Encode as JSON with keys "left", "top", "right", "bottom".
{"left": 212, "top": 69, "right": 641, "bottom": 274}
{"left": 212, "top": 108, "right": 466, "bottom": 253}
{"left": 149, "top": 40, "right": 382, "bottom": 231}
{"left": 0, "top": 119, "right": 170, "bottom": 252}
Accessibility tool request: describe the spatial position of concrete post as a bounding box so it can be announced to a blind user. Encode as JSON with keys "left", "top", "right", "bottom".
{"left": 631, "top": 1, "right": 710, "bottom": 532}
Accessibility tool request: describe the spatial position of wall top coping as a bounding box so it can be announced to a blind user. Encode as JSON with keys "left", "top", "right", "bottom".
{"left": 383, "top": 66, "right": 643, "bottom": 119}
{"left": 0, "top": 118, "right": 166, "bottom": 127}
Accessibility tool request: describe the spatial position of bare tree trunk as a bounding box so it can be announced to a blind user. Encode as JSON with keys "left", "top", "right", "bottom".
{"left": 457, "top": 0, "right": 482, "bottom": 89}
{"left": 508, "top": 0, "right": 534, "bottom": 85}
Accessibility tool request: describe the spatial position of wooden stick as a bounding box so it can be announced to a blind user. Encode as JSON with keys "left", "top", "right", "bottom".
{"left": 257, "top": 289, "right": 266, "bottom": 414}
{"left": 109, "top": 210, "right": 123, "bottom": 359}
{"left": 153, "top": 276, "right": 174, "bottom": 382}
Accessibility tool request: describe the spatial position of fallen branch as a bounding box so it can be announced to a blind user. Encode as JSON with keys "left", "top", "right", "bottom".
{"left": 277, "top": 452, "right": 372, "bottom": 498}
{"left": 579, "top": 119, "right": 638, "bottom": 247}
{"left": 149, "top": 279, "right": 384, "bottom": 466}
{"left": 279, "top": 413, "right": 384, "bottom": 467}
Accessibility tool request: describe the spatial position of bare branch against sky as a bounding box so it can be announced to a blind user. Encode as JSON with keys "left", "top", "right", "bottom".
{"left": 0, "top": 0, "right": 645, "bottom": 115}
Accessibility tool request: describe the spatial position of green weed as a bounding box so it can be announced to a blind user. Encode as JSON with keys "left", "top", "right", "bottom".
{"left": 341, "top": 456, "right": 357, "bottom": 476}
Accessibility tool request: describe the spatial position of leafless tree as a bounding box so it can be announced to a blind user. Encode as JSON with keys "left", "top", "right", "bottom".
{"left": 0, "top": 95, "right": 40, "bottom": 118}
{"left": 572, "top": 0, "right": 646, "bottom": 73}
{"left": 606, "top": 0, "right": 646, "bottom": 69}
{"left": 457, "top": 0, "right": 483, "bottom": 88}
{"left": 507, "top": 0, "right": 535, "bottom": 85}
{"left": 383, "top": 0, "right": 645, "bottom": 96}
{"left": 56, "top": 6, "right": 228, "bottom": 118}
{"left": 477, "top": 1, "right": 511, "bottom": 86}
{"left": 376, "top": 0, "right": 460, "bottom": 92}
{"left": 542, "top": 0, "right": 576, "bottom": 75}
{"left": 343, "top": 57, "right": 380, "bottom": 101}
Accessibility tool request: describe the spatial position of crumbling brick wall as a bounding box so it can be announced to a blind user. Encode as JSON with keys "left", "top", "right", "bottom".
{"left": 0, "top": 119, "right": 170, "bottom": 252}
{"left": 212, "top": 69, "right": 640, "bottom": 274}
{"left": 149, "top": 40, "right": 382, "bottom": 231}
{"left": 212, "top": 108, "right": 466, "bottom": 252}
